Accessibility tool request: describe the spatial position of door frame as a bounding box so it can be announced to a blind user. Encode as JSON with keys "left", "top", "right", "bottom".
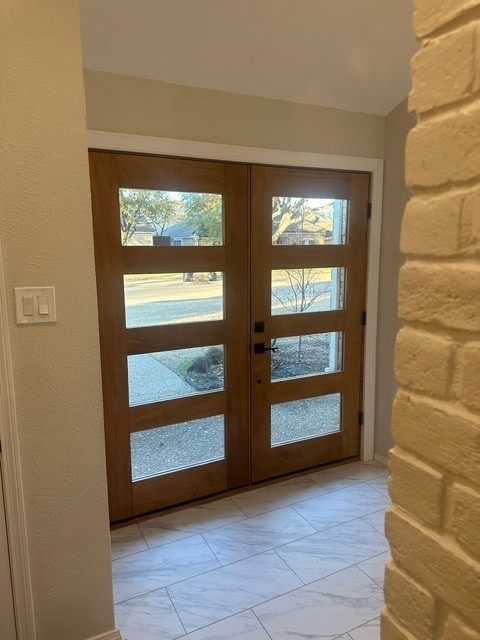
{"left": 1, "top": 463, "right": 18, "bottom": 639}
{"left": 0, "top": 234, "right": 36, "bottom": 639}
{"left": 87, "top": 130, "right": 384, "bottom": 462}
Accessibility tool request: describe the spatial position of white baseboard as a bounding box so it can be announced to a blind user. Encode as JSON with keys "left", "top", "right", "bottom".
{"left": 374, "top": 452, "right": 389, "bottom": 467}
{"left": 88, "top": 629, "right": 122, "bottom": 640}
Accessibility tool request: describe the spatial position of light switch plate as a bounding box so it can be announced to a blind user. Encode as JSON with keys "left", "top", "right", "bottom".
{"left": 14, "top": 287, "right": 56, "bottom": 325}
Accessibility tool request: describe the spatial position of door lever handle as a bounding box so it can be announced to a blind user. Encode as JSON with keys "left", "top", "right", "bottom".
{"left": 254, "top": 342, "right": 278, "bottom": 355}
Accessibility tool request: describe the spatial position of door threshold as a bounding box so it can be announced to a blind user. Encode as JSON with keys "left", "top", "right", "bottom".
{"left": 110, "top": 455, "right": 360, "bottom": 529}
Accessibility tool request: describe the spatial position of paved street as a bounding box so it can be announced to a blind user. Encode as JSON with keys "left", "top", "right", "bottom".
{"left": 124, "top": 277, "right": 223, "bottom": 327}
{"left": 124, "top": 276, "right": 335, "bottom": 327}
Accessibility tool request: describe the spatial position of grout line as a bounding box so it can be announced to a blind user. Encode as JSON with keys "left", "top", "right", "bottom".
{"left": 274, "top": 513, "right": 390, "bottom": 552}
{"left": 114, "top": 585, "right": 176, "bottom": 607}
{"left": 331, "top": 632, "right": 353, "bottom": 640}
{"left": 168, "top": 607, "right": 273, "bottom": 638}
{"left": 360, "top": 511, "right": 388, "bottom": 536}
{"left": 296, "top": 473, "right": 389, "bottom": 500}
{"left": 164, "top": 589, "right": 187, "bottom": 636}
{"left": 196, "top": 518, "right": 319, "bottom": 570}
{"left": 365, "top": 482, "right": 390, "bottom": 499}
{"left": 163, "top": 547, "right": 289, "bottom": 590}
{"left": 272, "top": 547, "right": 306, "bottom": 585}
{"left": 243, "top": 550, "right": 388, "bottom": 614}
{"left": 289, "top": 504, "right": 378, "bottom": 534}
{"left": 111, "top": 543, "right": 156, "bottom": 563}
{"left": 273, "top": 535, "right": 389, "bottom": 589}
{"left": 141, "top": 531, "right": 198, "bottom": 552}
{"left": 346, "top": 613, "right": 382, "bottom": 637}
{"left": 230, "top": 495, "right": 251, "bottom": 517}
{"left": 252, "top": 608, "right": 274, "bottom": 639}
{"left": 355, "top": 558, "right": 388, "bottom": 590}
{"left": 136, "top": 522, "right": 150, "bottom": 547}
{"left": 112, "top": 531, "right": 213, "bottom": 564}
{"left": 199, "top": 532, "right": 224, "bottom": 567}
{"left": 136, "top": 511, "right": 249, "bottom": 552}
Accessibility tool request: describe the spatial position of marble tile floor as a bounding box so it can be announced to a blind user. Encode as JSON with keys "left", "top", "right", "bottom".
{"left": 111, "top": 460, "right": 390, "bottom": 640}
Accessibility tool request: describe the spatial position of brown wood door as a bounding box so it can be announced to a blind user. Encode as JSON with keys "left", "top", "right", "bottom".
{"left": 89, "top": 152, "right": 249, "bottom": 522}
{"left": 250, "top": 165, "right": 369, "bottom": 481}
{"left": 90, "top": 152, "right": 369, "bottom": 523}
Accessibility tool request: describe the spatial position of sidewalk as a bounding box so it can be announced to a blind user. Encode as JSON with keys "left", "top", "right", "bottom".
{"left": 128, "top": 353, "right": 195, "bottom": 406}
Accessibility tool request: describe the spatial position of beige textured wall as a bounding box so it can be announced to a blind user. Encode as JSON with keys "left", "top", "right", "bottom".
{"left": 0, "top": 1, "right": 115, "bottom": 638}
{"left": 84, "top": 69, "right": 385, "bottom": 158}
{"left": 375, "top": 100, "right": 415, "bottom": 459}
{"left": 384, "top": 1, "right": 480, "bottom": 638}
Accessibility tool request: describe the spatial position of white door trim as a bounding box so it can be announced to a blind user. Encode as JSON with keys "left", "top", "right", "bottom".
{"left": 87, "top": 130, "right": 383, "bottom": 461}
{"left": 0, "top": 233, "right": 36, "bottom": 639}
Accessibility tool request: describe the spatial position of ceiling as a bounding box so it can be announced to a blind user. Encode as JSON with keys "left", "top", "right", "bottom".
{"left": 79, "top": 0, "right": 417, "bottom": 116}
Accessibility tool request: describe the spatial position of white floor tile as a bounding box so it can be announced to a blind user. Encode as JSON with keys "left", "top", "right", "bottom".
{"left": 232, "top": 476, "right": 327, "bottom": 517}
{"left": 349, "top": 616, "right": 381, "bottom": 640}
{"left": 168, "top": 550, "right": 302, "bottom": 632}
{"left": 276, "top": 518, "right": 389, "bottom": 583}
{"left": 357, "top": 551, "right": 390, "bottom": 587}
{"left": 367, "top": 476, "right": 390, "bottom": 497}
{"left": 112, "top": 534, "right": 220, "bottom": 604}
{"left": 203, "top": 506, "right": 315, "bottom": 565}
{"left": 139, "top": 498, "right": 246, "bottom": 548}
{"left": 309, "top": 461, "right": 388, "bottom": 493}
{"left": 361, "top": 509, "right": 387, "bottom": 535}
{"left": 181, "top": 610, "right": 271, "bottom": 640}
{"left": 292, "top": 484, "right": 390, "bottom": 531}
{"left": 115, "top": 588, "right": 185, "bottom": 640}
{"left": 111, "top": 524, "right": 148, "bottom": 560}
{"left": 254, "top": 566, "right": 384, "bottom": 640}
{"left": 112, "top": 463, "right": 389, "bottom": 639}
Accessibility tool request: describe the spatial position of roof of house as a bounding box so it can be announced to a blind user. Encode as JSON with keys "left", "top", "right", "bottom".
{"left": 163, "top": 222, "right": 197, "bottom": 238}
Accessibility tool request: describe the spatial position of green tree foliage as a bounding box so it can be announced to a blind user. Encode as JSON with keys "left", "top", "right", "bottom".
{"left": 119, "top": 189, "right": 181, "bottom": 245}
{"left": 181, "top": 193, "right": 223, "bottom": 243}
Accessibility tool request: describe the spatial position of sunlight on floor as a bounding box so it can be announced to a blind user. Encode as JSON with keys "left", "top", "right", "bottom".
{"left": 111, "top": 461, "right": 390, "bottom": 639}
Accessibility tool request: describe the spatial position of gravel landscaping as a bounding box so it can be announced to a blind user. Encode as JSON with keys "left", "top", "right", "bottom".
{"left": 131, "top": 390, "right": 341, "bottom": 480}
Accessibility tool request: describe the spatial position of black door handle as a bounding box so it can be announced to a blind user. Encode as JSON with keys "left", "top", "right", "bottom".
{"left": 254, "top": 342, "right": 278, "bottom": 355}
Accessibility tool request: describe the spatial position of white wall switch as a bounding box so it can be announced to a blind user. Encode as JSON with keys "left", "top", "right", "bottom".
{"left": 14, "top": 287, "right": 56, "bottom": 325}
{"left": 22, "top": 295, "right": 34, "bottom": 316}
{"left": 37, "top": 295, "right": 49, "bottom": 315}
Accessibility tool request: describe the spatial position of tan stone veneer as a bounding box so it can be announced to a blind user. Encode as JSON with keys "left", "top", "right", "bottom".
{"left": 384, "top": 1, "right": 480, "bottom": 639}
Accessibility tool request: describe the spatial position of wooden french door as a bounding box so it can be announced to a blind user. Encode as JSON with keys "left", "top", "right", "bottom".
{"left": 90, "top": 151, "right": 369, "bottom": 523}
{"left": 90, "top": 152, "right": 249, "bottom": 522}
{"left": 250, "top": 166, "right": 369, "bottom": 481}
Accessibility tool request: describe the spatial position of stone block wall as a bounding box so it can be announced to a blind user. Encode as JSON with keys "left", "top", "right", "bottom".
{"left": 384, "top": 1, "right": 480, "bottom": 638}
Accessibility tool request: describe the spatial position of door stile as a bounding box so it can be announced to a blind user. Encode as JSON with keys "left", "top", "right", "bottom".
{"left": 90, "top": 152, "right": 133, "bottom": 521}
{"left": 250, "top": 167, "right": 273, "bottom": 479}
{"left": 223, "top": 163, "right": 250, "bottom": 490}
